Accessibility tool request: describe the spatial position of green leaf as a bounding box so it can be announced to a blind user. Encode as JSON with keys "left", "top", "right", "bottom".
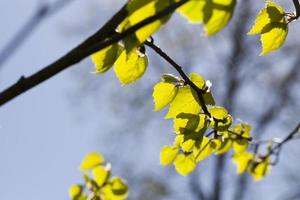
{"left": 91, "top": 44, "right": 123, "bottom": 74}
{"left": 92, "top": 165, "right": 110, "bottom": 186}
{"left": 232, "top": 152, "right": 254, "bottom": 174}
{"left": 174, "top": 154, "right": 196, "bottom": 176}
{"left": 248, "top": 158, "right": 272, "bottom": 181}
{"left": 178, "top": 0, "right": 236, "bottom": 36}
{"left": 160, "top": 146, "right": 179, "bottom": 166}
{"left": 114, "top": 48, "right": 148, "bottom": 85}
{"left": 153, "top": 82, "right": 178, "bottom": 111}
{"left": 80, "top": 152, "right": 104, "bottom": 171}
{"left": 165, "top": 86, "right": 201, "bottom": 119}
{"left": 248, "top": 1, "right": 288, "bottom": 55}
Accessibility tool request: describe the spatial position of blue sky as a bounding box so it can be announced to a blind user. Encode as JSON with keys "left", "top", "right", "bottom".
{"left": 1, "top": 1, "right": 300, "bottom": 200}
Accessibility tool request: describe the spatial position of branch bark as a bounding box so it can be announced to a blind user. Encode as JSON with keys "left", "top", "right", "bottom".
{"left": 0, "top": 0, "right": 189, "bottom": 107}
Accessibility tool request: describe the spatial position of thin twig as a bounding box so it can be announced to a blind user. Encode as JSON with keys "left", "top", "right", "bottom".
{"left": 144, "top": 40, "right": 210, "bottom": 116}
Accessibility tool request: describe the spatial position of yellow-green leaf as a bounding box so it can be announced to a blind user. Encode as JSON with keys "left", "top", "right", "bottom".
{"left": 114, "top": 49, "right": 148, "bottom": 85}
{"left": 69, "top": 184, "right": 82, "bottom": 200}
{"left": 215, "top": 138, "right": 232, "bottom": 155}
{"left": 103, "top": 177, "right": 129, "bottom": 200}
{"left": 91, "top": 44, "right": 123, "bottom": 74}
{"left": 178, "top": 0, "right": 236, "bottom": 36}
{"left": 209, "top": 106, "right": 229, "bottom": 120}
{"left": 232, "top": 152, "right": 254, "bottom": 174}
{"left": 260, "top": 23, "right": 288, "bottom": 56}
{"left": 174, "top": 113, "right": 200, "bottom": 134}
{"left": 190, "top": 73, "right": 206, "bottom": 89}
{"left": 80, "top": 152, "right": 104, "bottom": 171}
{"left": 92, "top": 165, "right": 110, "bottom": 186}
{"left": 160, "top": 146, "right": 179, "bottom": 166}
{"left": 165, "top": 86, "right": 201, "bottom": 119}
{"left": 194, "top": 137, "right": 221, "bottom": 162}
{"left": 153, "top": 82, "right": 178, "bottom": 111}
{"left": 248, "top": 1, "right": 288, "bottom": 55}
{"left": 174, "top": 154, "right": 196, "bottom": 176}
{"left": 178, "top": 0, "right": 205, "bottom": 23}
{"left": 248, "top": 1, "right": 285, "bottom": 35}
{"left": 161, "top": 73, "right": 181, "bottom": 84}
{"left": 248, "top": 158, "right": 272, "bottom": 181}
{"left": 231, "top": 123, "right": 251, "bottom": 153}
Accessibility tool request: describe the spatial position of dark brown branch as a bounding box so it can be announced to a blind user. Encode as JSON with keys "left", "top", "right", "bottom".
{"left": 144, "top": 40, "right": 210, "bottom": 116}
{"left": 293, "top": 0, "right": 300, "bottom": 17}
{"left": 0, "top": 0, "right": 189, "bottom": 107}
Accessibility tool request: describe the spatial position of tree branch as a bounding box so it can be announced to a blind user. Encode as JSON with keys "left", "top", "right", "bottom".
{"left": 144, "top": 40, "right": 210, "bottom": 116}
{"left": 293, "top": 0, "right": 300, "bottom": 17}
{"left": 0, "top": 0, "right": 189, "bottom": 107}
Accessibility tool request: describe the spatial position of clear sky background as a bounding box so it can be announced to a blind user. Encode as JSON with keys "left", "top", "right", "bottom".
{"left": 1, "top": 1, "right": 300, "bottom": 200}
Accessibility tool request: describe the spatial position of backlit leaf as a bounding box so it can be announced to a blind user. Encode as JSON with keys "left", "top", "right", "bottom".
{"left": 114, "top": 48, "right": 148, "bottom": 85}
{"left": 248, "top": 1, "right": 288, "bottom": 55}
{"left": 178, "top": 0, "right": 236, "bottom": 35}
{"left": 91, "top": 43, "right": 123, "bottom": 74}
{"left": 160, "top": 146, "right": 179, "bottom": 166}
{"left": 103, "top": 177, "right": 129, "bottom": 200}
{"left": 174, "top": 154, "right": 196, "bottom": 176}
{"left": 69, "top": 184, "right": 82, "bottom": 200}
{"left": 248, "top": 158, "right": 272, "bottom": 181}
{"left": 209, "top": 107, "right": 229, "bottom": 120}
{"left": 232, "top": 152, "right": 254, "bottom": 174}
{"left": 165, "top": 86, "right": 201, "bottom": 119}
{"left": 80, "top": 152, "right": 104, "bottom": 171}
{"left": 92, "top": 165, "right": 110, "bottom": 186}
{"left": 153, "top": 82, "right": 178, "bottom": 111}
